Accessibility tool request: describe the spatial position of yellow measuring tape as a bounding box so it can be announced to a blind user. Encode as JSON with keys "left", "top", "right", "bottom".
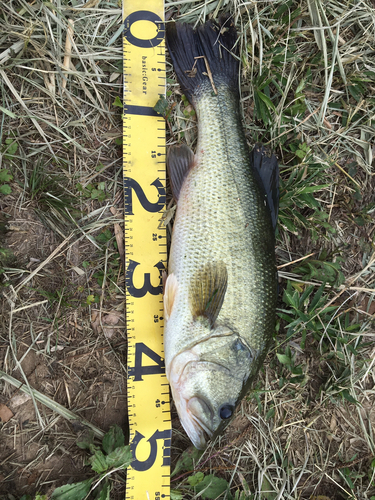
{"left": 123, "top": 1, "right": 171, "bottom": 499}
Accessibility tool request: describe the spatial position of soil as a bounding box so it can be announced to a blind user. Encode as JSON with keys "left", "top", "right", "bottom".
{"left": 0, "top": 202, "right": 128, "bottom": 499}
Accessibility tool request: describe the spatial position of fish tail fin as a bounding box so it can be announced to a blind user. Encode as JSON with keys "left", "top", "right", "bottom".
{"left": 166, "top": 16, "right": 239, "bottom": 104}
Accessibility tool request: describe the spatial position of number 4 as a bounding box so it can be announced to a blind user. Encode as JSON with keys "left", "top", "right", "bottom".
{"left": 128, "top": 342, "right": 165, "bottom": 381}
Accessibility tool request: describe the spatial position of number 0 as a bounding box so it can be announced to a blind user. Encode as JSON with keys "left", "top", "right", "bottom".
{"left": 124, "top": 11, "right": 164, "bottom": 48}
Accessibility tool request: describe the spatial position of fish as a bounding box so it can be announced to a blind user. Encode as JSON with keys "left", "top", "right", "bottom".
{"left": 164, "top": 16, "right": 279, "bottom": 450}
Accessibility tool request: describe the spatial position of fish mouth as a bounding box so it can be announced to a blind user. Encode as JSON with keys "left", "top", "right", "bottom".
{"left": 172, "top": 389, "right": 214, "bottom": 449}
{"left": 186, "top": 396, "right": 214, "bottom": 449}
{"left": 181, "top": 412, "right": 210, "bottom": 450}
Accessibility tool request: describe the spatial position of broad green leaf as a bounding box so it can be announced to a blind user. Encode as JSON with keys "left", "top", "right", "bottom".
{"left": 295, "top": 149, "right": 306, "bottom": 159}
{"left": 276, "top": 353, "right": 291, "bottom": 365}
{"left": 298, "top": 193, "right": 319, "bottom": 208}
{"left": 153, "top": 95, "right": 169, "bottom": 117}
{"left": 90, "top": 449, "right": 109, "bottom": 473}
{"left": 97, "top": 481, "right": 111, "bottom": 500}
{"left": 188, "top": 471, "right": 204, "bottom": 487}
{"left": 102, "top": 424, "right": 125, "bottom": 454}
{"left": 105, "top": 445, "right": 132, "bottom": 469}
{"left": 299, "top": 285, "right": 315, "bottom": 305}
{"left": 275, "top": 3, "right": 289, "bottom": 18}
{"left": 346, "top": 324, "right": 360, "bottom": 332}
{"left": 194, "top": 474, "right": 228, "bottom": 499}
{"left": 35, "top": 496, "right": 48, "bottom": 500}
{"left": 348, "top": 85, "right": 362, "bottom": 102}
{"left": 0, "top": 184, "right": 11, "bottom": 194}
{"left": 254, "top": 91, "right": 270, "bottom": 125}
{"left": 76, "top": 431, "right": 95, "bottom": 451}
{"left": 4, "top": 140, "right": 18, "bottom": 157}
{"left": 340, "top": 467, "right": 355, "bottom": 489}
{"left": 91, "top": 188, "right": 106, "bottom": 201}
{"left": 51, "top": 478, "right": 94, "bottom": 500}
{"left": 277, "top": 312, "right": 295, "bottom": 323}
{"left": 96, "top": 229, "right": 112, "bottom": 243}
{"left": 171, "top": 490, "right": 184, "bottom": 500}
{"left": 86, "top": 294, "right": 96, "bottom": 305}
{"left": 113, "top": 96, "right": 122, "bottom": 107}
{"left": 171, "top": 446, "right": 204, "bottom": 477}
{"left": 284, "top": 290, "right": 298, "bottom": 308}
{"left": 261, "top": 476, "right": 277, "bottom": 500}
{"left": 258, "top": 77, "right": 273, "bottom": 91}
{"left": 0, "top": 169, "right": 13, "bottom": 182}
{"left": 293, "top": 211, "right": 308, "bottom": 225}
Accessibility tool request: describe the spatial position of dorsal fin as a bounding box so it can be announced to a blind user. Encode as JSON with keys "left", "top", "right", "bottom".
{"left": 190, "top": 261, "right": 228, "bottom": 327}
{"left": 250, "top": 144, "right": 279, "bottom": 230}
{"left": 167, "top": 144, "right": 195, "bottom": 201}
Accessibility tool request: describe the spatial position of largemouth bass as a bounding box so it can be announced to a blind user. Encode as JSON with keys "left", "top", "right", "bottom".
{"left": 164, "top": 17, "right": 279, "bottom": 449}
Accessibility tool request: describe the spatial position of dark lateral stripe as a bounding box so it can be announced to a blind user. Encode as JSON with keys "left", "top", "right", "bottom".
{"left": 124, "top": 104, "right": 159, "bottom": 117}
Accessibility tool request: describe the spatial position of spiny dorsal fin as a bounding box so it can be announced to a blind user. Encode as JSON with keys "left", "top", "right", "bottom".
{"left": 190, "top": 261, "right": 228, "bottom": 327}
{"left": 250, "top": 144, "right": 279, "bottom": 231}
{"left": 167, "top": 144, "right": 195, "bottom": 201}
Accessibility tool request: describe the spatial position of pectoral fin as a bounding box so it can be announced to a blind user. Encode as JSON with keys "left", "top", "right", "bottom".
{"left": 167, "top": 144, "right": 195, "bottom": 201}
{"left": 190, "top": 261, "right": 228, "bottom": 327}
{"left": 164, "top": 273, "right": 178, "bottom": 321}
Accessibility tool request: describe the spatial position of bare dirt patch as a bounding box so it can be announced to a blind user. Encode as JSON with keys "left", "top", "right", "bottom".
{"left": 0, "top": 287, "right": 128, "bottom": 497}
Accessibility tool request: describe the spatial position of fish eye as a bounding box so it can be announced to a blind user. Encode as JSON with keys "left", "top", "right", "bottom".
{"left": 219, "top": 404, "right": 234, "bottom": 420}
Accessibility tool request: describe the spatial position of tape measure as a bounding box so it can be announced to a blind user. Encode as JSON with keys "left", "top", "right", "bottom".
{"left": 123, "top": 2, "right": 171, "bottom": 499}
